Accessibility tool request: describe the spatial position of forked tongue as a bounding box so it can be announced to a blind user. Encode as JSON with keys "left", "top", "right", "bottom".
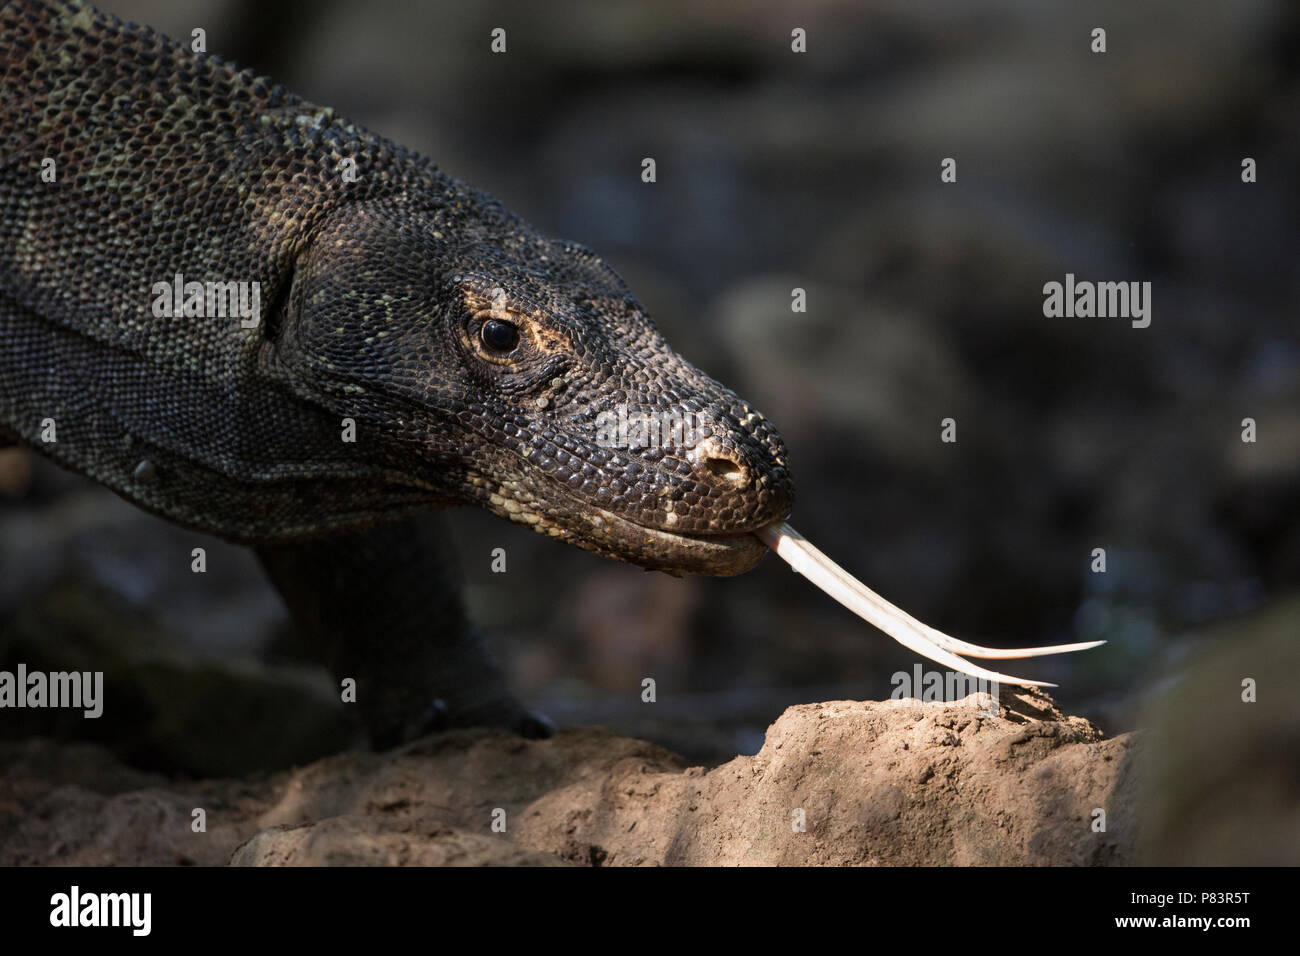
{"left": 755, "top": 521, "right": 1104, "bottom": 688}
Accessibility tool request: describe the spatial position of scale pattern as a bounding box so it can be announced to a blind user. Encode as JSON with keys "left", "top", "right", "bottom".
{"left": 0, "top": 0, "right": 794, "bottom": 575}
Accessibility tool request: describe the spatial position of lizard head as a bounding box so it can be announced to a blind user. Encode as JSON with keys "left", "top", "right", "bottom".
{"left": 268, "top": 193, "right": 794, "bottom": 575}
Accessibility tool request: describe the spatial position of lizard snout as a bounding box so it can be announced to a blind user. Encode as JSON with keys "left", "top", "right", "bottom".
{"left": 661, "top": 408, "right": 795, "bottom": 537}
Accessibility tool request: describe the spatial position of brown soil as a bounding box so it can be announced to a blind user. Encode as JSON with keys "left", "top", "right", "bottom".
{"left": 0, "top": 689, "right": 1136, "bottom": 866}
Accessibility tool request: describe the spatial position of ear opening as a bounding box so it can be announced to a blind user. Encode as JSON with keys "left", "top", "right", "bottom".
{"left": 261, "top": 264, "right": 295, "bottom": 342}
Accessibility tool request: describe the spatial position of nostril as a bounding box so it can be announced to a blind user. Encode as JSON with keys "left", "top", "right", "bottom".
{"left": 704, "top": 457, "right": 744, "bottom": 482}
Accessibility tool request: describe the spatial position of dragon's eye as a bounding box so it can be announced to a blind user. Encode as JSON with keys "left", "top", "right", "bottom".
{"left": 480, "top": 318, "right": 520, "bottom": 354}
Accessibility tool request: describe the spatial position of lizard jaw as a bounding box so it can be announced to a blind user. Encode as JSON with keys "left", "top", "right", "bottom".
{"left": 467, "top": 473, "right": 772, "bottom": 576}
{"left": 585, "top": 505, "right": 773, "bottom": 576}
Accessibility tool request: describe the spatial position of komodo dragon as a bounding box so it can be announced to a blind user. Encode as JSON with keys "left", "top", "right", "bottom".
{"left": 0, "top": 0, "right": 1099, "bottom": 747}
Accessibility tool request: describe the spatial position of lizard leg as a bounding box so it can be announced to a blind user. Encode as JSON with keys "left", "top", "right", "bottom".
{"left": 255, "top": 514, "right": 552, "bottom": 748}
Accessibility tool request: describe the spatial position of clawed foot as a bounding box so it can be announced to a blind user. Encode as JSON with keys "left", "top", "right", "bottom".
{"left": 373, "top": 697, "right": 555, "bottom": 749}
{"left": 516, "top": 710, "right": 556, "bottom": 739}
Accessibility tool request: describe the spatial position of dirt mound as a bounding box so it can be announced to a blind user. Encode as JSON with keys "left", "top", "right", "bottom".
{"left": 0, "top": 689, "right": 1136, "bottom": 866}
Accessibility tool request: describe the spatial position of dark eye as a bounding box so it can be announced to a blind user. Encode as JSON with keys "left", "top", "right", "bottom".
{"left": 480, "top": 318, "right": 520, "bottom": 354}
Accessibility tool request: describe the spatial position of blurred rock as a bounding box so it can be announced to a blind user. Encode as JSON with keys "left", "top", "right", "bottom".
{"left": 0, "top": 576, "right": 356, "bottom": 776}
{"left": 1137, "top": 596, "right": 1300, "bottom": 865}
{"left": 0, "top": 449, "right": 30, "bottom": 498}
{"left": 715, "top": 277, "right": 973, "bottom": 472}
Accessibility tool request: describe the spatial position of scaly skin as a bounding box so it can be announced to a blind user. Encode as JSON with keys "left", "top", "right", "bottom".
{"left": 0, "top": 0, "right": 795, "bottom": 745}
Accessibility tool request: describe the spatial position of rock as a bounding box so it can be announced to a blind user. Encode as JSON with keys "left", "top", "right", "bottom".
{"left": 0, "top": 576, "right": 358, "bottom": 776}
{"left": 0, "top": 690, "right": 1137, "bottom": 866}
{"left": 514, "top": 691, "right": 1135, "bottom": 865}
{"left": 1136, "top": 596, "right": 1300, "bottom": 865}
{"left": 0, "top": 449, "right": 31, "bottom": 498}
{"left": 714, "top": 278, "right": 974, "bottom": 474}
{"left": 0, "top": 739, "right": 271, "bottom": 866}
{"left": 230, "top": 819, "right": 566, "bottom": 867}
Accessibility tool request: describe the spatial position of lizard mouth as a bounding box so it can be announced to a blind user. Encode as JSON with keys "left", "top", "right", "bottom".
{"left": 587, "top": 505, "right": 774, "bottom": 575}
{"left": 465, "top": 472, "right": 773, "bottom": 576}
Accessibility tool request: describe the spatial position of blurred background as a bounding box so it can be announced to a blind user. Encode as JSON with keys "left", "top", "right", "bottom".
{"left": 1, "top": 0, "right": 1296, "bottom": 777}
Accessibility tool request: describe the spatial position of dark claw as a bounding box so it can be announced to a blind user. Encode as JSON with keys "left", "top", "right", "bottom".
{"left": 516, "top": 710, "right": 556, "bottom": 739}
{"left": 415, "top": 698, "right": 449, "bottom": 736}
